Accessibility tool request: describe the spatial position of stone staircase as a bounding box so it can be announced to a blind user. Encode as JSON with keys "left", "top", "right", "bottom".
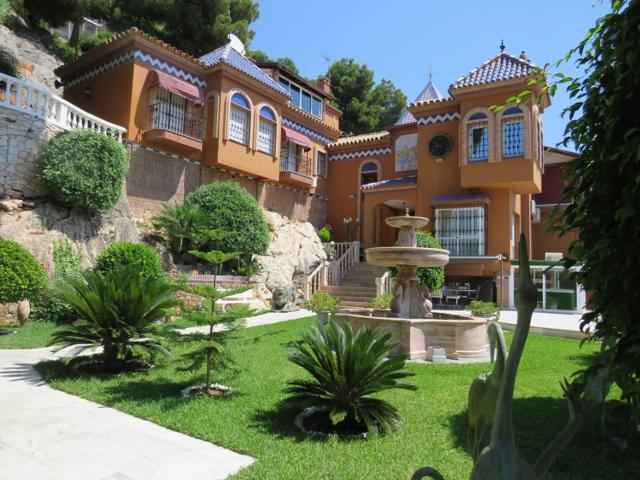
{"left": 319, "top": 262, "right": 386, "bottom": 309}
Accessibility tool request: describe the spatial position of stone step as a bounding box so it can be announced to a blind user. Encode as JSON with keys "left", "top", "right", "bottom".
{"left": 320, "top": 285, "right": 377, "bottom": 293}
{"left": 333, "top": 295, "right": 376, "bottom": 303}
{"left": 339, "top": 300, "right": 372, "bottom": 308}
{"left": 339, "top": 280, "right": 378, "bottom": 286}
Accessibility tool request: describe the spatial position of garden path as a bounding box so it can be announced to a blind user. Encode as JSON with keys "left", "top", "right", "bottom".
{"left": 0, "top": 349, "right": 255, "bottom": 480}
{"left": 0, "top": 309, "right": 314, "bottom": 479}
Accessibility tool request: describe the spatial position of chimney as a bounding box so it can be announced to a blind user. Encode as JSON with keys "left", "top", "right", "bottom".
{"left": 316, "top": 76, "right": 331, "bottom": 94}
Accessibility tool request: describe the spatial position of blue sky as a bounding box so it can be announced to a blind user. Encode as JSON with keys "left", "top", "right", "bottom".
{"left": 251, "top": 0, "right": 609, "bottom": 149}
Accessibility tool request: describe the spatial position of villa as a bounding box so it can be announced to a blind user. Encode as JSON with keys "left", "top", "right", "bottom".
{"left": 52, "top": 28, "right": 583, "bottom": 312}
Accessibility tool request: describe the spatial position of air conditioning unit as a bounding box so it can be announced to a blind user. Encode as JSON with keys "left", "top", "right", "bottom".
{"left": 311, "top": 176, "right": 318, "bottom": 188}
{"left": 545, "top": 252, "right": 563, "bottom": 261}
{"left": 532, "top": 207, "right": 541, "bottom": 223}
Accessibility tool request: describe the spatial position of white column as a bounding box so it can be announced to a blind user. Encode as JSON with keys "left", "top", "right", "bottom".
{"left": 541, "top": 271, "right": 547, "bottom": 310}
{"left": 508, "top": 265, "right": 515, "bottom": 309}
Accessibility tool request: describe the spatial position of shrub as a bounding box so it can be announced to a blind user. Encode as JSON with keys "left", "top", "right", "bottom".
{"left": 318, "top": 227, "right": 331, "bottom": 243}
{"left": 285, "top": 320, "right": 416, "bottom": 434}
{"left": 0, "top": 237, "right": 48, "bottom": 304}
{"left": 0, "top": 45, "right": 18, "bottom": 77}
{"left": 389, "top": 230, "right": 445, "bottom": 293}
{"left": 39, "top": 238, "right": 83, "bottom": 324}
{"left": 50, "top": 267, "right": 179, "bottom": 371}
{"left": 370, "top": 292, "right": 393, "bottom": 309}
{"left": 303, "top": 291, "right": 339, "bottom": 313}
{"left": 184, "top": 181, "right": 269, "bottom": 255}
{"left": 40, "top": 130, "right": 128, "bottom": 211}
{"left": 94, "top": 241, "right": 164, "bottom": 279}
{"left": 151, "top": 203, "right": 208, "bottom": 261}
{"left": 469, "top": 300, "right": 499, "bottom": 319}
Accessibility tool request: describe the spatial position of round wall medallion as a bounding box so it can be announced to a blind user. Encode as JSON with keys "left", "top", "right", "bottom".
{"left": 428, "top": 134, "right": 453, "bottom": 159}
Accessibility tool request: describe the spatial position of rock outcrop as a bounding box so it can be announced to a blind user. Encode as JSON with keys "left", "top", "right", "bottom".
{"left": 0, "top": 197, "right": 139, "bottom": 272}
{"left": 254, "top": 211, "right": 327, "bottom": 297}
{"left": 0, "top": 24, "right": 62, "bottom": 92}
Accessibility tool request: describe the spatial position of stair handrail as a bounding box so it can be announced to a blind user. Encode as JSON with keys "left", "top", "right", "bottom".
{"left": 0, "top": 72, "right": 127, "bottom": 141}
{"left": 303, "top": 260, "right": 330, "bottom": 299}
{"left": 375, "top": 270, "right": 394, "bottom": 297}
{"left": 329, "top": 241, "right": 360, "bottom": 285}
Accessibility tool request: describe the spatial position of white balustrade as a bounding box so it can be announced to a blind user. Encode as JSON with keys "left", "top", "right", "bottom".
{"left": 0, "top": 72, "right": 126, "bottom": 141}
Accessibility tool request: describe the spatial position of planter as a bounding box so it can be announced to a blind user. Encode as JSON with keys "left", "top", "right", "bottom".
{"left": 181, "top": 383, "right": 233, "bottom": 397}
{"left": 17, "top": 299, "right": 30, "bottom": 326}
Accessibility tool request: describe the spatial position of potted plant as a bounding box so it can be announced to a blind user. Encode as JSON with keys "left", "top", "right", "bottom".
{"left": 304, "top": 291, "right": 339, "bottom": 325}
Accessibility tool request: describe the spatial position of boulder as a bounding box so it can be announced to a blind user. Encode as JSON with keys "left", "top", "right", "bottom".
{"left": 253, "top": 210, "right": 327, "bottom": 298}
{"left": 0, "top": 24, "right": 63, "bottom": 92}
{"left": 0, "top": 196, "right": 140, "bottom": 271}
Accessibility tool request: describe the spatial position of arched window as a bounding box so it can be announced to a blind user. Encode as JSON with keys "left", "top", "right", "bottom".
{"left": 467, "top": 112, "right": 489, "bottom": 162}
{"left": 501, "top": 107, "right": 524, "bottom": 158}
{"left": 229, "top": 92, "right": 251, "bottom": 145}
{"left": 257, "top": 106, "right": 276, "bottom": 154}
{"left": 360, "top": 161, "right": 379, "bottom": 185}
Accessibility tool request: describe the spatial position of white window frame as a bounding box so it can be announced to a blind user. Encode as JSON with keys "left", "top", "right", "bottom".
{"left": 228, "top": 92, "right": 251, "bottom": 145}
{"left": 501, "top": 108, "right": 525, "bottom": 158}
{"left": 434, "top": 207, "right": 486, "bottom": 256}
{"left": 279, "top": 77, "right": 323, "bottom": 119}
{"left": 467, "top": 121, "right": 489, "bottom": 162}
{"left": 257, "top": 106, "right": 277, "bottom": 155}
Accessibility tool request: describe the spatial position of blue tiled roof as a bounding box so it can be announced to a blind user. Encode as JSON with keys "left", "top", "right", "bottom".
{"left": 451, "top": 53, "right": 533, "bottom": 90}
{"left": 395, "top": 80, "right": 443, "bottom": 126}
{"left": 361, "top": 175, "right": 417, "bottom": 191}
{"left": 200, "top": 44, "right": 288, "bottom": 96}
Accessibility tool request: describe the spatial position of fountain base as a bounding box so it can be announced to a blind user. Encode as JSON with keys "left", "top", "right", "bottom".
{"left": 333, "top": 310, "right": 490, "bottom": 362}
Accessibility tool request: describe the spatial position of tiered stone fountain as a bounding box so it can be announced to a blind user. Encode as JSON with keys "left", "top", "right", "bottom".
{"left": 333, "top": 211, "right": 489, "bottom": 362}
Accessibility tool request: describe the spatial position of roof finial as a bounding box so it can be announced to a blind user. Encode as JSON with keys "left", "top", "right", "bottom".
{"left": 500, "top": 40, "right": 506, "bottom": 53}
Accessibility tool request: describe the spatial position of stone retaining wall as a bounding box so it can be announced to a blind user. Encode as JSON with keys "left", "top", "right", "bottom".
{"left": 126, "top": 142, "right": 327, "bottom": 227}
{"left": 0, "top": 108, "right": 63, "bottom": 199}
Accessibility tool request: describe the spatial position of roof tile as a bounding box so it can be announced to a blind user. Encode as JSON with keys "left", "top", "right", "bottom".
{"left": 395, "top": 80, "right": 444, "bottom": 125}
{"left": 200, "top": 44, "right": 288, "bottom": 96}
{"left": 451, "top": 53, "right": 533, "bottom": 90}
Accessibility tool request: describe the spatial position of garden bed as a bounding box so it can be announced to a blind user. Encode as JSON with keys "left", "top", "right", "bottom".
{"left": 35, "top": 317, "right": 639, "bottom": 479}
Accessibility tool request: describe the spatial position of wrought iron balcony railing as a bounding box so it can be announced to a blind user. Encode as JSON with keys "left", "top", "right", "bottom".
{"left": 280, "top": 154, "right": 313, "bottom": 177}
{"left": 150, "top": 102, "right": 203, "bottom": 140}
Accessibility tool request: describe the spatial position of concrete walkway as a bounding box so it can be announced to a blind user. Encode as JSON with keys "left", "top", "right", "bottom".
{"left": 179, "top": 308, "right": 314, "bottom": 335}
{"left": 0, "top": 309, "right": 315, "bottom": 480}
{"left": 0, "top": 349, "right": 256, "bottom": 480}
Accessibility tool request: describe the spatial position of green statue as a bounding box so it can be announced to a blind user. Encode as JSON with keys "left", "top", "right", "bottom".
{"left": 411, "top": 235, "right": 584, "bottom": 480}
{"left": 467, "top": 320, "right": 507, "bottom": 461}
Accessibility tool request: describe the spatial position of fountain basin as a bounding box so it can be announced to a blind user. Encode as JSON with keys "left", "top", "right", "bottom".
{"left": 366, "top": 247, "right": 450, "bottom": 267}
{"left": 385, "top": 215, "right": 430, "bottom": 229}
{"left": 333, "top": 310, "right": 490, "bottom": 362}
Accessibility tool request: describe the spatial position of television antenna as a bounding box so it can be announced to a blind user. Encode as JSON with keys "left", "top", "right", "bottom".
{"left": 317, "top": 53, "right": 332, "bottom": 64}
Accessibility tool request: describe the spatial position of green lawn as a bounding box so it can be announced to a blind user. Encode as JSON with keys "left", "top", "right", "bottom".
{"left": 35, "top": 317, "right": 637, "bottom": 479}
{"left": 0, "top": 321, "right": 57, "bottom": 349}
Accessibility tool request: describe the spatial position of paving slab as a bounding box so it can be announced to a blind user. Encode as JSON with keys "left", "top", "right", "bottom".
{"left": 0, "top": 348, "right": 254, "bottom": 480}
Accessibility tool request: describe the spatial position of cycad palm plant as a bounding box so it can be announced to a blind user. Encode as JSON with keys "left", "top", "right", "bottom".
{"left": 286, "top": 320, "right": 416, "bottom": 434}
{"left": 151, "top": 204, "right": 208, "bottom": 260}
{"left": 50, "top": 267, "right": 179, "bottom": 370}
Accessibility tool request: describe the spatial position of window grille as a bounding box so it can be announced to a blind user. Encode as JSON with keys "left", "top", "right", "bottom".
{"left": 434, "top": 207, "right": 485, "bottom": 256}
{"left": 257, "top": 107, "right": 276, "bottom": 154}
{"left": 316, "top": 151, "right": 327, "bottom": 177}
{"left": 150, "top": 87, "right": 203, "bottom": 139}
{"left": 468, "top": 122, "right": 489, "bottom": 161}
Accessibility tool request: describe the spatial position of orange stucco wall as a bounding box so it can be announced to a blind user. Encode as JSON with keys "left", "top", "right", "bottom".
{"left": 531, "top": 209, "right": 577, "bottom": 259}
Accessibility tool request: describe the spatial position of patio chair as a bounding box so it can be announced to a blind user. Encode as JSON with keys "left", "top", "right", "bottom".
{"left": 431, "top": 288, "right": 443, "bottom": 304}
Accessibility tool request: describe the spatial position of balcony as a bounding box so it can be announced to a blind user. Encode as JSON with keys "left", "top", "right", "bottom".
{"left": 460, "top": 156, "right": 542, "bottom": 193}
{"left": 279, "top": 154, "right": 315, "bottom": 188}
{"left": 144, "top": 101, "right": 204, "bottom": 155}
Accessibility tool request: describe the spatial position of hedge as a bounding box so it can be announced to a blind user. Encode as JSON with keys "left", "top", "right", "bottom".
{"left": 184, "top": 181, "right": 270, "bottom": 255}
{"left": 0, "top": 237, "right": 48, "bottom": 304}
{"left": 40, "top": 130, "right": 128, "bottom": 211}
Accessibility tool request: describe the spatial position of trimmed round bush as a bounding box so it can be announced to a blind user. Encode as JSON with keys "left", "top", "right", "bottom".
{"left": 184, "top": 181, "right": 270, "bottom": 255}
{"left": 40, "top": 130, "right": 128, "bottom": 211}
{"left": 94, "top": 241, "right": 163, "bottom": 279}
{"left": 318, "top": 226, "right": 331, "bottom": 243}
{"left": 0, "top": 237, "right": 48, "bottom": 303}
